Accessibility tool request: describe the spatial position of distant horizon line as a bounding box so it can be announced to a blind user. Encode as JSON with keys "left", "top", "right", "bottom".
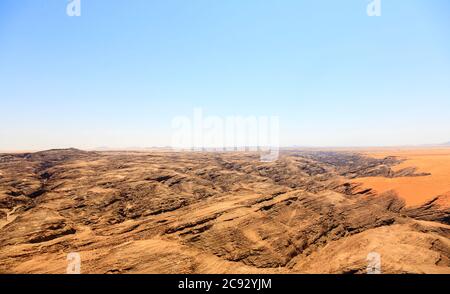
{"left": 1, "top": 142, "right": 449, "bottom": 153}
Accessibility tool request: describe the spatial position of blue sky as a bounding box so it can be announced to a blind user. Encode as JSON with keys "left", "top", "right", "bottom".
{"left": 1, "top": 0, "right": 450, "bottom": 150}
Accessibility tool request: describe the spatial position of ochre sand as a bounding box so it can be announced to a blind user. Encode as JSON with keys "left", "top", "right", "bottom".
{"left": 353, "top": 148, "right": 450, "bottom": 207}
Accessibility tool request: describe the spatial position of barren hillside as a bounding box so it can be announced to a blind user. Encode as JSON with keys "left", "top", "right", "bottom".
{"left": 0, "top": 149, "right": 449, "bottom": 274}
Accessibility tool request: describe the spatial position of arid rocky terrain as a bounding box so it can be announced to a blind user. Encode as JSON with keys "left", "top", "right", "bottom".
{"left": 0, "top": 148, "right": 449, "bottom": 274}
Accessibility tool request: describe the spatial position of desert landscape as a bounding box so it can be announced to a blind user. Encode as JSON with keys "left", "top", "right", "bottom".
{"left": 0, "top": 147, "right": 449, "bottom": 274}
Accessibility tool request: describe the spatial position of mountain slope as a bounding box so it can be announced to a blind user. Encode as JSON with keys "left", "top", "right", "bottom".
{"left": 0, "top": 149, "right": 448, "bottom": 274}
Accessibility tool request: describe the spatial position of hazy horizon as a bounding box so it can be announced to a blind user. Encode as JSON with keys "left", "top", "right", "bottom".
{"left": 1, "top": 141, "right": 450, "bottom": 153}
{"left": 1, "top": 0, "right": 450, "bottom": 150}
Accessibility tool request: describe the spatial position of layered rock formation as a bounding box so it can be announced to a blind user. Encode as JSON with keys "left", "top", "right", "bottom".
{"left": 0, "top": 149, "right": 448, "bottom": 274}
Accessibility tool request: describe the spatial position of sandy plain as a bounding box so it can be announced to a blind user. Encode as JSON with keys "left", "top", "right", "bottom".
{"left": 355, "top": 148, "right": 450, "bottom": 207}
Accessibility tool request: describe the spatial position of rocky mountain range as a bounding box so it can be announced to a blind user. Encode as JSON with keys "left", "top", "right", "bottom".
{"left": 0, "top": 149, "right": 448, "bottom": 273}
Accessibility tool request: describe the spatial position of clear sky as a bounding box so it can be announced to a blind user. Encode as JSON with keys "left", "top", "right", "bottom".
{"left": 1, "top": 0, "right": 449, "bottom": 150}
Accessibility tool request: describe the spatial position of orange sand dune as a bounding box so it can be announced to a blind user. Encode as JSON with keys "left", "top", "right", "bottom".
{"left": 354, "top": 148, "right": 450, "bottom": 207}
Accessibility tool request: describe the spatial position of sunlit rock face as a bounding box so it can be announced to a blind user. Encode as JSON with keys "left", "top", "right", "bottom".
{"left": 0, "top": 149, "right": 448, "bottom": 274}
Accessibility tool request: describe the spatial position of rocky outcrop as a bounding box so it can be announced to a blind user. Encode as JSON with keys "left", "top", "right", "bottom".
{"left": 0, "top": 208, "right": 76, "bottom": 245}
{"left": 291, "top": 151, "right": 431, "bottom": 178}
{"left": 404, "top": 195, "right": 450, "bottom": 224}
